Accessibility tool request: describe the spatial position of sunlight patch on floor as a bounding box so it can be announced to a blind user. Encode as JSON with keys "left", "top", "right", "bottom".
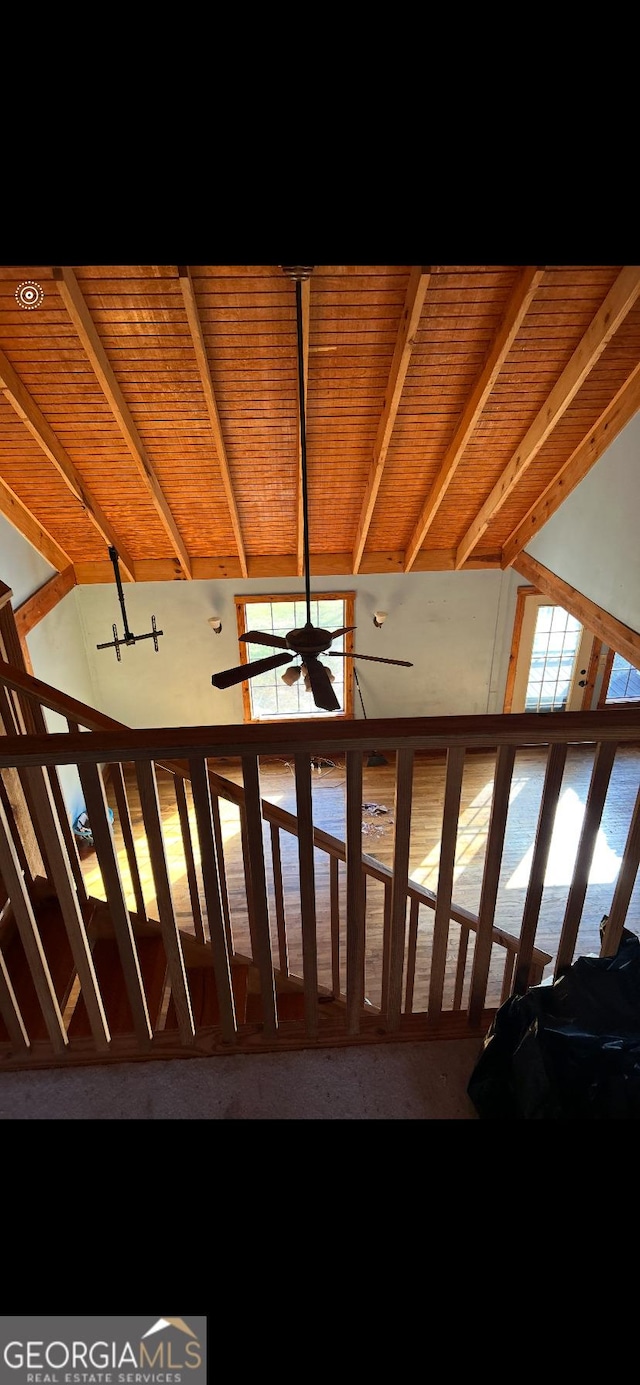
{"left": 410, "top": 775, "right": 528, "bottom": 890}
{"left": 506, "top": 786, "right": 622, "bottom": 889}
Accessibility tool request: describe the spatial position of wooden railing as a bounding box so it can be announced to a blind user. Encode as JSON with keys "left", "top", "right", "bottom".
{"left": 1, "top": 643, "right": 639, "bottom": 1066}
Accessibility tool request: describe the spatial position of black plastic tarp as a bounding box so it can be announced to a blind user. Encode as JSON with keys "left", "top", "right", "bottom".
{"left": 467, "top": 929, "right": 640, "bottom": 1119}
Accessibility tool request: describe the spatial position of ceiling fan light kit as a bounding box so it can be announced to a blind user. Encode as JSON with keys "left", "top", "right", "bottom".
{"left": 211, "top": 266, "right": 414, "bottom": 713}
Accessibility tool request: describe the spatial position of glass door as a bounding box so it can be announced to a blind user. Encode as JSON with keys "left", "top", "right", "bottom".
{"left": 510, "top": 596, "right": 595, "bottom": 713}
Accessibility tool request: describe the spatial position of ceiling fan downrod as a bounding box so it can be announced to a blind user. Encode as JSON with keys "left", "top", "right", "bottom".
{"left": 282, "top": 266, "right": 315, "bottom": 627}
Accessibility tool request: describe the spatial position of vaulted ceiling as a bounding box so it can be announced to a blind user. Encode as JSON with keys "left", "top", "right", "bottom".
{"left": 1, "top": 263, "right": 639, "bottom": 587}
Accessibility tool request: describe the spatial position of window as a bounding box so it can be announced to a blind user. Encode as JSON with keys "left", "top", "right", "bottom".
{"left": 600, "top": 651, "right": 640, "bottom": 705}
{"left": 505, "top": 587, "right": 595, "bottom": 714}
{"left": 235, "top": 592, "right": 355, "bottom": 721}
{"left": 524, "top": 605, "right": 583, "bottom": 711}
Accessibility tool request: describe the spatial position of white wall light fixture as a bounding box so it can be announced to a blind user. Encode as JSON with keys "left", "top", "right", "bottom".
{"left": 373, "top": 610, "right": 387, "bottom": 628}
{"left": 208, "top": 616, "right": 223, "bottom": 634}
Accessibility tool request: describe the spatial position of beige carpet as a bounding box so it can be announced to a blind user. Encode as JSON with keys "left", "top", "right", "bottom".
{"left": 0, "top": 1037, "right": 483, "bottom": 1119}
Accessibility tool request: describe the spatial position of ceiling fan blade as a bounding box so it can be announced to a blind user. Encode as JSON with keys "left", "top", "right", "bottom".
{"left": 327, "top": 651, "right": 414, "bottom": 667}
{"left": 305, "top": 657, "right": 341, "bottom": 712}
{"left": 212, "top": 652, "right": 293, "bottom": 689}
{"left": 239, "top": 630, "right": 290, "bottom": 650}
{"left": 330, "top": 626, "right": 357, "bottom": 639}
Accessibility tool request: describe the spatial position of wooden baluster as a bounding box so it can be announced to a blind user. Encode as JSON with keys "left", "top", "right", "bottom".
{"left": 24, "top": 693, "right": 90, "bottom": 910}
{"left": 555, "top": 740, "right": 617, "bottom": 977}
{"left": 0, "top": 946, "right": 30, "bottom": 1052}
{"left": 380, "top": 877, "right": 393, "bottom": 1016}
{"left": 240, "top": 803, "right": 258, "bottom": 962}
{"left": 468, "top": 745, "right": 516, "bottom": 1027}
{"left": 601, "top": 783, "right": 640, "bottom": 957}
{"left": 0, "top": 772, "right": 32, "bottom": 883}
{"left": 23, "top": 763, "right": 111, "bottom": 1052}
{"left": 386, "top": 749, "right": 414, "bottom": 1030}
{"left": 188, "top": 756, "right": 237, "bottom": 1042}
{"left": 136, "top": 759, "right": 196, "bottom": 1045}
{"left": 330, "top": 853, "right": 340, "bottom": 998}
{"left": 528, "top": 960, "right": 545, "bottom": 988}
{"left": 428, "top": 746, "right": 466, "bottom": 1024}
{"left": 500, "top": 949, "right": 516, "bottom": 1006}
{"left": 514, "top": 742, "right": 567, "bottom": 994}
{"left": 294, "top": 754, "right": 318, "bottom": 1037}
{"left": 110, "top": 762, "right": 148, "bottom": 924}
{"left": 0, "top": 681, "right": 53, "bottom": 885}
{"left": 241, "top": 755, "right": 277, "bottom": 1036}
{"left": 270, "top": 821, "right": 289, "bottom": 977}
{"left": 404, "top": 896, "right": 420, "bottom": 1014}
{"left": 454, "top": 925, "right": 470, "bottom": 1011}
{"left": 210, "top": 790, "right": 233, "bottom": 954}
{"left": 173, "top": 775, "right": 204, "bottom": 943}
{"left": 0, "top": 792, "right": 68, "bottom": 1055}
{"left": 72, "top": 737, "right": 154, "bottom": 1047}
{"left": 345, "top": 749, "right": 365, "bottom": 1035}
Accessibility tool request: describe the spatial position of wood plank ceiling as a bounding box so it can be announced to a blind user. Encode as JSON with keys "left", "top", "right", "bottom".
{"left": 1, "top": 263, "right": 639, "bottom": 585}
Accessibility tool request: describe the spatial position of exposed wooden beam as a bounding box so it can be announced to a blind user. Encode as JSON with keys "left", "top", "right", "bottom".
{"left": 0, "top": 348, "right": 136, "bottom": 581}
{"left": 455, "top": 265, "right": 640, "bottom": 568}
{"left": 72, "top": 548, "right": 503, "bottom": 584}
{"left": 405, "top": 267, "right": 544, "bottom": 572}
{"left": 178, "top": 266, "right": 248, "bottom": 578}
{"left": 352, "top": 267, "right": 431, "bottom": 573}
{"left": 52, "top": 266, "right": 192, "bottom": 580}
{"left": 297, "top": 276, "right": 311, "bottom": 578}
{"left": 502, "top": 358, "right": 640, "bottom": 568}
{"left": 513, "top": 552, "right": 640, "bottom": 669}
{"left": 0, "top": 474, "right": 71, "bottom": 573}
{"left": 14, "top": 566, "right": 77, "bottom": 640}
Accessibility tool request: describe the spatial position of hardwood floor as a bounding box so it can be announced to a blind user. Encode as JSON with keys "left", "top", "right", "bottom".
{"left": 80, "top": 745, "right": 640, "bottom": 1016}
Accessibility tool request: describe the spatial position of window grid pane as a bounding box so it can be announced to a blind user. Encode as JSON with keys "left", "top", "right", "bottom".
{"left": 525, "top": 604, "right": 582, "bottom": 711}
{"left": 245, "top": 598, "right": 346, "bottom": 719}
{"left": 606, "top": 654, "right": 640, "bottom": 702}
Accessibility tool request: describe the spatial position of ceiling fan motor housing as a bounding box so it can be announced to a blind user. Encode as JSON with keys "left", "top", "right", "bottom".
{"left": 287, "top": 623, "right": 333, "bottom": 657}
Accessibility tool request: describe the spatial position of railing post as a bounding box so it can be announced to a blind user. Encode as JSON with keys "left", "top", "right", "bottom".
{"left": 73, "top": 741, "right": 154, "bottom": 1048}
{"left": 404, "top": 896, "right": 420, "bottom": 1014}
{"left": 0, "top": 791, "right": 68, "bottom": 1055}
{"left": 601, "top": 783, "right": 640, "bottom": 958}
{"left": 110, "top": 761, "right": 148, "bottom": 924}
{"left": 468, "top": 744, "right": 516, "bottom": 1027}
{"left": 187, "top": 755, "right": 237, "bottom": 1043}
{"left": 136, "top": 758, "right": 196, "bottom": 1045}
{"left": 270, "top": 821, "right": 289, "bottom": 977}
{"left": 330, "top": 853, "right": 340, "bottom": 998}
{"left": 241, "top": 754, "right": 277, "bottom": 1036}
{"left": 173, "top": 774, "right": 205, "bottom": 943}
{"left": 386, "top": 749, "right": 415, "bottom": 1030}
{"left": 23, "top": 762, "right": 111, "bottom": 1052}
{"left": 555, "top": 740, "right": 617, "bottom": 977}
{"left": 513, "top": 741, "right": 567, "bottom": 994}
{"left": 345, "top": 749, "right": 365, "bottom": 1035}
{"left": 428, "top": 746, "right": 466, "bottom": 1024}
{"left": 294, "top": 754, "right": 319, "bottom": 1037}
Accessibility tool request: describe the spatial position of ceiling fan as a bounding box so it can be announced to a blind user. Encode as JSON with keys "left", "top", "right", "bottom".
{"left": 211, "top": 266, "right": 413, "bottom": 713}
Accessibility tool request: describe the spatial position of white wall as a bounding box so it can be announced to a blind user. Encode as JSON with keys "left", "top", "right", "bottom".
{"left": 0, "top": 511, "right": 56, "bottom": 607}
{"left": 77, "top": 567, "right": 522, "bottom": 727}
{"left": 526, "top": 410, "right": 640, "bottom": 632}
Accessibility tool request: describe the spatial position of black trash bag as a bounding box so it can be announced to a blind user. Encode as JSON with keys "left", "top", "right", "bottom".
{"left": 467, "top": 928, "right": 640, "bottom": 1120}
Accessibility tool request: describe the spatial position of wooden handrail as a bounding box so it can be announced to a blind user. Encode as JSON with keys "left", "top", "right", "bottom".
{"left": 1, "top": 658, "right": 639, "bottom": 758}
